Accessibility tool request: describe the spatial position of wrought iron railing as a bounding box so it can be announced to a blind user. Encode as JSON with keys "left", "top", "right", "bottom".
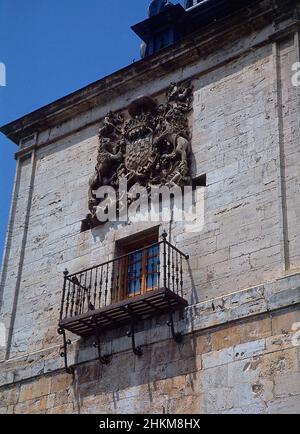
{"left": 59, "top": 232, "right": 189, "bottom": 322}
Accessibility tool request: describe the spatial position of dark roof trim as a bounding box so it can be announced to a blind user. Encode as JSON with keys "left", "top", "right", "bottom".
{"left": 132, "top": 4, "right": 187, "bottom": 42}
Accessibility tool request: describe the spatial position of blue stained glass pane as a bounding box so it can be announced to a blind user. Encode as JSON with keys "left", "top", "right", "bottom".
{"left": 130, "top": 252, "right": 142, "bottom": 262}
{"left": 147, "top": 245, "right": 159, "bottom": 257}
{"left": 147, "top": 273, "right": 158, "bottom": 288}
{"left": 125, "top": 245, "right": 159, "bottom": 295}
{"left": 128, "top": 278, "right": 141, "bottom": 294}
{"left": 145, "top": 245, "right": 159, "bottom": 290}
{"left": 129, "top": 260, "right": 142, "bottom": 275}
{"left": 147, "top": 256, "right": 158, "bottom": 272}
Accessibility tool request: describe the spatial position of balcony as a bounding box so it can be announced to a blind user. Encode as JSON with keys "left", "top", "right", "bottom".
{"left": 58, "top": 232, "right": 189, "bottom": 373}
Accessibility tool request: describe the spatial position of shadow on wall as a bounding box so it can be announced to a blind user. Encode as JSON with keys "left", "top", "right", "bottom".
{"left": 71, "top": 319, "right": 201, "bottom": 412}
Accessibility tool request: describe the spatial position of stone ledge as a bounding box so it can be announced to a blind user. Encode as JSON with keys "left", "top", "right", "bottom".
{"left": 0, "top": 272, "right": 299, "bottom": 388}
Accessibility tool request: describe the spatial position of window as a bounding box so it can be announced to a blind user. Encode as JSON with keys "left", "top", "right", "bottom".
{"left": 126, "top": 244, "right": 159, "bottom": 297}
{"left": 115, "top": 229, "right": 160, "bottom": 300}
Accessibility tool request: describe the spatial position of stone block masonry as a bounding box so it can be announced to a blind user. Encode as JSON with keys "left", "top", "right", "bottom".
{"left": 0, "top": 280, "right": 299, "bottom": 413}
{"left": 0, "top": 0, "right": 300, "bottom": 414}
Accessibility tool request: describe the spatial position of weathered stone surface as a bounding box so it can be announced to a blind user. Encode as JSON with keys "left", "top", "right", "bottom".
{"left": 0, "top": 0, "right": 300, "bottom": 414}
{"left": 0, "top": 305, "right": 299, "bottom": 413}
{"left": 19, "top": 377, "right": 51, "bottom": 403}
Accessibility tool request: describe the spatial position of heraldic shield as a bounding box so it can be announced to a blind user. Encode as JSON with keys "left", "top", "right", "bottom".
{"left": 86, "top": 81, "right": 194, "bottom": 227}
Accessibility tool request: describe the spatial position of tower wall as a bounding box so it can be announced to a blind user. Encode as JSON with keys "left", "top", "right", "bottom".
{"left": 0, "top": 0, "right": 300, "bottom": 414}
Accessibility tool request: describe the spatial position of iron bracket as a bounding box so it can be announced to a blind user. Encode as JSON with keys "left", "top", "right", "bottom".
{"left": 57, "top": 327, "right": 74, "bottom": 375}
{"left": 166, "top": 299, "right": 183, "bottom": 343}
{"left": 125, "top": 305, "right": 143, "bottom": 356}
{"left": 92, "top": 316, "right": 111, "bottom": 365}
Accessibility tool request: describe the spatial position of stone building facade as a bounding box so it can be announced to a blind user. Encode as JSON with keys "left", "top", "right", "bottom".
{"left": 0, "top": 0, "right": 300, "bottom": 414}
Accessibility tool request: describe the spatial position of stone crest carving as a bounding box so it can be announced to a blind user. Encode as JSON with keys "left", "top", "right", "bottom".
{"left": 87, "top": 81, "right": 193, "bottom": 227}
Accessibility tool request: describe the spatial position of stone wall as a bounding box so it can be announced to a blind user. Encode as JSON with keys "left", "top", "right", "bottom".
{"left": 0, "top": 1, "right": 300, "bottom": 414}
{"left": 1, "top": 276, "right": 299, "bottom": 413}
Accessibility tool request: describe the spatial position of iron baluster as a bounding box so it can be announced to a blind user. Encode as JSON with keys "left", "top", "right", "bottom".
{"left": 93, "top": 267, "right": 98, "bottom": 309}
{"left": 82, "top": 272, "right": 88, "bottom": 313}
{"left": 172, "top": 247, "right": 175, "bottom": 293}
{"left": 151, "top": 253, "right": 154, "bottom": 291}
{"left": 157, "top": 246, "right": 161, "bottom": 289}
{"left": 79, "top": 274, "right": 84, "bottom": 315}
{"left": 139, "top": 254, "right": 143, "bottom": 295}
{"left": 180, "top": 255, "right": 183, "bottom": 297}
{"left": 109, "top": 262, "right": 114, "bottom": 305}
{"left": 60, "top": 269, "right": 69, "bottom": 321}
{"left": 114, "top": 259, "right": 120, "bottom": 304}
{"left": 65, "top": 279, "right": 71, "bottom": 319}
{"left": 57, "top": 236, "right": 191, "bottom": 370}
{"left": 87, "top": 269, "right": 93, "bottom": 310}
{"left": 58, "top": 236, "right": 190, "bottom": 336}
{"left": 70, "top": 279, "right": 76, "bottom": 317}
{"left": 176, "top": 251, "right": 179, "bottom": 295}
{"left": 120, "top": 258, "right": 126, "bottom": 303}
{"left": 135, "top": 256, "right": 138, "bottom": 296}
{"left": 162, "top": 231, "right": 167, "bottom": 289}
{"left": 105, "top": 262, "right": 109, "bottom": 306}
{"left": 167, "top": 243, "right": 171, "bottom": 290}
{"left": 75, "top": 275, "right": 81, "bottom": 316}
{"left": 99, "top": 266, "right": 103, "bottom": 309}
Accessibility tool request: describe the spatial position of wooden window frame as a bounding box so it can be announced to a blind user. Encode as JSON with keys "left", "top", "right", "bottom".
{"left": 117, "top": 232, "right": 159, "bottom": 301}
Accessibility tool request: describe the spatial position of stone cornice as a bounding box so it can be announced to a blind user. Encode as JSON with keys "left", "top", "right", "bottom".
{"left": 1, "top": 0, "right": 297, "bottom": 145}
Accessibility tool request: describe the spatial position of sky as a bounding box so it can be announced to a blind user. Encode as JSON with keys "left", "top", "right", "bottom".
{"left": 0, "top": 0, "right": 186, "bottom": 263}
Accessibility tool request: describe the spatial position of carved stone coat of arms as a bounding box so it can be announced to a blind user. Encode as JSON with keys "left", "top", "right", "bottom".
{"left": 86, "top": 81, "right": 193, "bottom": 227}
